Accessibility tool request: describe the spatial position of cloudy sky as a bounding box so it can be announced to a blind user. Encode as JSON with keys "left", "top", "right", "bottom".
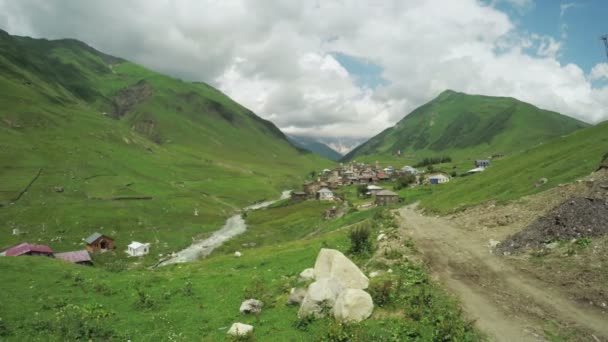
{"left": 1, "top": 0, "right": 607, "bottom": 144}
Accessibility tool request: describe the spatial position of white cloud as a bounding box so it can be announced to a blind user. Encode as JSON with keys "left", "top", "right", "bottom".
{"left": 589, "top": 63, "right": 608, "bottom": 81}
{"left": 0, "top": 0, "right": 606, "bottom": 140}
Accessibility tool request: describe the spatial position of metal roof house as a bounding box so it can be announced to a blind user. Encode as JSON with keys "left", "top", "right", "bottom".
{"left": 4, "top": 243, "right": 53, "bottom": 257}
{"left": 55, "top": 250, "right": 92, "bottom": 265}
{"left": 127, "top": 241, "right": 150, "bottom": 257}
{"left": 85, "top": 233, "right": 114, "bottom": 252}
{"left": 375, "top": 190, "right": 400, "bottom": 205}
{"left": 317, "top": 187, "right": 334, "bottom": 201}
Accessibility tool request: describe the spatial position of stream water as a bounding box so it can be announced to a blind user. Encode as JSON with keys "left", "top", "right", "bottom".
{"left": 156, "top": 190, "right": 291, "bottom": 267}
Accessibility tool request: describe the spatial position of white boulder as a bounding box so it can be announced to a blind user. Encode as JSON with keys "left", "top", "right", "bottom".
{"left": 287, "top": 288, "right": 307, "bottom": 306}
{"left": 377, "top": 233, "right": 387, "bottom": 241}
{"left": 227, "top": 323, "right": 253, "bottom": 337}
{"left": 298, "top": 268, "right": 315, "bottom": 282}
{"left": 333, "top": 289, "right": 374, "bottom": 323}
{"left": 298, "top": 277, "right": 343, "bottom": 318}
{"left": 234, "top": 251, "right": 242, "bottom": 257}
{"left": 239, "top": 299, "right": 263, "bottom": 314}
{"left": 313, "top": 248, "right": 369, "bottom": 289}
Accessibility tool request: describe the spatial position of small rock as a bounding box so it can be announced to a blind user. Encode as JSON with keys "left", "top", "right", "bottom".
{"left": 239, "top": 299, "right": 263, "bottom": 314}
{"left": 377, "top": 233, "right": 387, "bottom": 241}
{"left": 545, "top": 242, "right": 559, "bottom": 250}
{"left": 227, "top": 323, "right": 253, "bottom": 337}
{"left": 369, "top": 271, "right": 381, "bottom": 278}
{"left": 298, "top": 268, "right": 315, "bottom": 282}
{"left": 287, "top": 288, "right": 306, "bottom": 306}
{"left": 54, "top": 186, "right": 64, "bottom": 193}
{"left": 333, "top": 289, "right": 374, "bottom": 323}
{"left": 488, "top": 239, "right": 500, "bottom": 248}
{"left": 387, "top": 269, "right": 393, "bottom": 273}
{"left": 234, "top": 251, "right": 242, "bottom": 257}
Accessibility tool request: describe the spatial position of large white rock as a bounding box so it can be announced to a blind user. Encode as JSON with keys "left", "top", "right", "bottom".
{"left": 298, "top": 268, "right": 315, "bottom": 282}
{"left": 239, "top": 299, "right": 263, "bottom": 314}
{"left": 333, "top": 289, "right": 374, "bottom": 323}
{"left": 287, "top": 288, "right": 307, "bottom": 306}
{"left": 313, "top": 248, "right": 369, "bottom": 289}
{"left": 298, "top": 277, "right": 343, "bottom": 318}
{"left": 227, "top": 323, "right": 253, "bottom": 336}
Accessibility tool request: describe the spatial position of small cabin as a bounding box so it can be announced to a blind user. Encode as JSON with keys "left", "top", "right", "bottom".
{"left": 317, "top": 187, "right": 334, "bottom": 201}
{"left": 291, "top": 191, "right": 307, "bottom": 201}
{"left": 127, "top": 241, "right": 150, "bottom": 257}
{"left": 55, "top": 250, "right": 92, "bottom": 266}
{"left": 375, "top": 190, "right": 400, "bottom": 205}
{"left": 428, "top": 174, "right": 450, "bottom": 184}
{"left": 85, "top": 233, "right": 115, "bottom": 253}
{"left": 4, "top": 243, "right": 53, "bottom": 257}
{"left": 475, "top": 159, "right": 491, "bottom": 168}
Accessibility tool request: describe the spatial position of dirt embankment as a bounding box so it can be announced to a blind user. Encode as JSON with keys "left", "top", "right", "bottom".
{"left": 398, "top": 204, "right": 608, "bottom": 341}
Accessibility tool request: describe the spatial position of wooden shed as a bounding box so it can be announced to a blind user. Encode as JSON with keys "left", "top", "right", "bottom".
{"left": 85, "top": 232, "right": 114, "bottom": 252}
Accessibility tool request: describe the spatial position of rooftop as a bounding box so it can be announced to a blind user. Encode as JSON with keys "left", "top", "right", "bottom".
{"left": 55, "top": 250, "right": 91, "bottom": 263}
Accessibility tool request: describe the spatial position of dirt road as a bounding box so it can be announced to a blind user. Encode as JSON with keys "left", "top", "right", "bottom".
{"left": 397, "top": 205, "right": 608, "bottom": 342}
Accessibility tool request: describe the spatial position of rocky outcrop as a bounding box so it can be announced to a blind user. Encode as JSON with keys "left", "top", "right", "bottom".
{"left": 333, "top": 289, "right": 374, "bottom": 323}
{"left": 298, "top": 277, "right": 343, "bottom": 318}
{"left": 227, "top": 323, "right": 253, "bottom": 337}
{"left": 298, "top": 268, "right": 314, "bottom": 283}
{"left": 239, "top": 299, "right": 263, "bottom": 314}
{"left": 313, "top": 248, "right": 369, "bottom": 289}
{"left": 296, "top": 248, "right": 374, "bottom": 322}
{"left": 287, "top": 288, "right": 307, "bottom": 306}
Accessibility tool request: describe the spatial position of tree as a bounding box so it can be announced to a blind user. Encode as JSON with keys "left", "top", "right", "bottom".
{"left": 356, "top": 184, "right": 368, "bottom": 198}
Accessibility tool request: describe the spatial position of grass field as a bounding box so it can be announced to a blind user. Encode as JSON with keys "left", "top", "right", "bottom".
{"left": 0, "top": 205, "right": 481, "bottom": 341}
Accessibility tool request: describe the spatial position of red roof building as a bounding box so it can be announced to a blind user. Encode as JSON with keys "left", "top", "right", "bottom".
{"left": 5, "top": 242, "right": 53, "bottom": 257}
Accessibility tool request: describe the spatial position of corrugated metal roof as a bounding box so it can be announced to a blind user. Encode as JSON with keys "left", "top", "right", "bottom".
{"left": 5, "top": 242, "right": 53, "bottom": 256}
{"left": 84, "top": 232, "right": 103, "bottom": 244}
{"left": 55, "top": 250, "right": 91, "bottom": 263}
{"left": 376, "top": 190, "right": 398, "bottom": 196}
{"left": 317, "top": 188, "right": 333, "bottom": 193}
{"left": 128, "top": 241, "right": 148, "bottom": 249}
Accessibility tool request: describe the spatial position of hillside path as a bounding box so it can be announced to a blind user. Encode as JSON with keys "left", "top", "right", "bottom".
{"left": 397, "top": 204, "right": 608, "bottom": 342}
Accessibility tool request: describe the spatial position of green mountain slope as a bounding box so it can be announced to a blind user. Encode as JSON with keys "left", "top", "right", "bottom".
{"left": 0, "top": 30, "right": 330, "bottom": 259}
{"left": 415, "top": 121, "right": 608, "bottom": 213}
{"left": 343, "top": 90, "right": 588, "bottom": 162}
{"left": 287, "top": 134, "right": 343, "bottom": 161}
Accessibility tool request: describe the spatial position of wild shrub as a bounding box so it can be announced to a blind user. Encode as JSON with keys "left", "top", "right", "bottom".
{"left": 0, "top": 318, "right": 10, "bottom": 337}
{"left": 369, "top": 280, "right": 393, "bottom": 307}
{"left": 348, "top": 223, "right": 372, "bottom": 255}
{"left": 394, "top": 174, "right": 416, "bottom": 190}
{"left": 324, "top": 321, "right": 357, "bottom": 342}
{"left": 54, "top": 304, "right": 116, "bottom": 340}
{"left": 134, "top": 288, "right": 155, "bottom": 310}
{"left": 183, "top": 280, "right": 194, "bottom": 296}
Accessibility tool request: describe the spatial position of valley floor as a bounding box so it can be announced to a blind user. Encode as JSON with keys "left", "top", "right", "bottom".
{"left": 397, "top": 204, "right": 608, "bottom": 341}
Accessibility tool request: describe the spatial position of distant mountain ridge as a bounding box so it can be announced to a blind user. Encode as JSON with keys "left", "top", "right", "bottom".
{"left": 287, "top": 135, "right": 343, "bottom": 161}
{"left": 343, "top": 90, "right": 589, "bottom": 161}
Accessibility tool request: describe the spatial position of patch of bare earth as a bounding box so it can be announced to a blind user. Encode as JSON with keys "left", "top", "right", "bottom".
{"left": 396, "top": 169, "right": 608, "bottom": 341}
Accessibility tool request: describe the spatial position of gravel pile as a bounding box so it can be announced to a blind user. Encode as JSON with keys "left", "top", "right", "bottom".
{"left": 496, "top": 197, "right": 608, "bottom": 254}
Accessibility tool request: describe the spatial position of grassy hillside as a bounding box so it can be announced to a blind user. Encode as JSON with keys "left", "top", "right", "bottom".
{"left": 0, "top": 205, "right": 480, "bottom": 341}
{"left": 343, "top": 90, "right": 588, "bottom": 165}
{"left": 416, "top": 121, "right": 608, "bottom": 213}
{"left": 0, "top": 29, "right": 331, "bottom": 262}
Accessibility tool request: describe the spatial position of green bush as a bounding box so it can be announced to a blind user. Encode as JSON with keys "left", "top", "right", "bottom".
{"left": 348, "top": 223, "right": 372, "bottom": 255}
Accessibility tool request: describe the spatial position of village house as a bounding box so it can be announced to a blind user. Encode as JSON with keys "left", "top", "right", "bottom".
{"left": 85, "top": 232, "right": 115, "bottom": 252}
{"left": 367, "top": 184, "right": 384, "bottom": 197}
{"left": 303, "top": 181, "right": 321, "bottom": 198}
{"left": 317, "top": 187, "right": 335, "bottom": 201}
{"left": 428, "top": 174, "right": 450, "bottom": 184}
{"left": 127, "top": 241, "right": 150, "bottom": 257}
{"left": 55, "top": 250, "right": 92, "bottom": 266}
{"left": 4, "top": 242, "right": 53, "bottom": 257}
{"left": 376, "top": 171, "right": 390, "bottom": 181}
{"left": 400, "top": 166, "right": 420, "bottom": 175}
{"left": 475, "top": 159, "right": 491, "bottom": 168}
{"left": 375, "top": 190, "right": 400, "bottom": 205}
{"left": 291, "top": 191, "right": 307, "bottom": 201}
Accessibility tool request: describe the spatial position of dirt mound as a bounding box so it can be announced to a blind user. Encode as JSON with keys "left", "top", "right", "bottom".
{"left": 496, "top": 197, "right": 608, "bottom": 254}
